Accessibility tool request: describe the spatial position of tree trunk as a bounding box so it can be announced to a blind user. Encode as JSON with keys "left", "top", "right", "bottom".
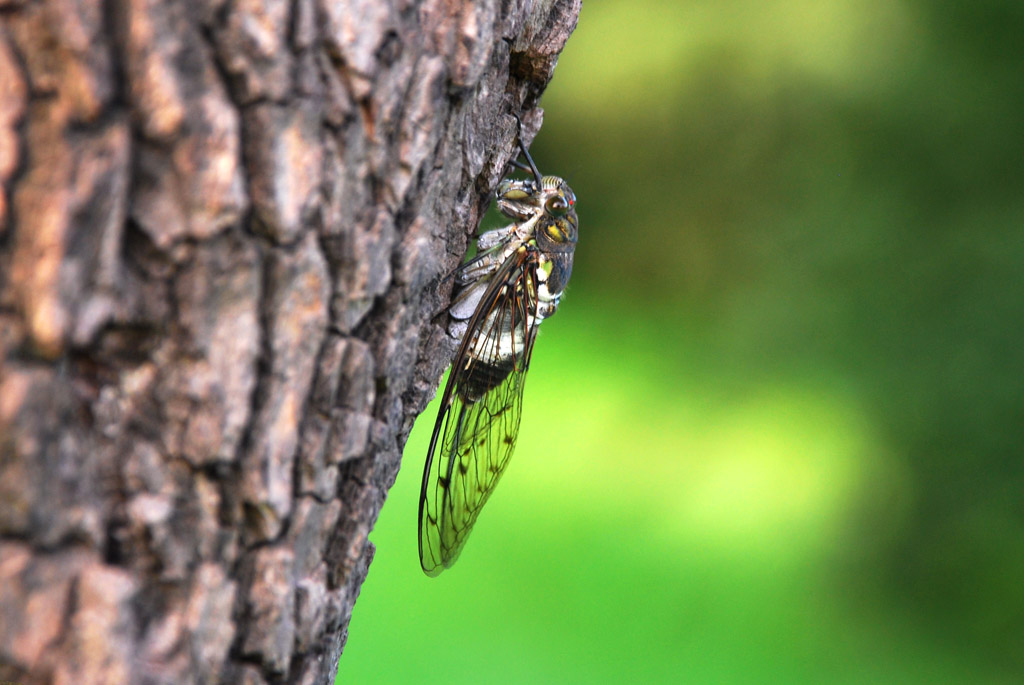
{"left": 0, "top": 0, "right": 579, "bottom": 682}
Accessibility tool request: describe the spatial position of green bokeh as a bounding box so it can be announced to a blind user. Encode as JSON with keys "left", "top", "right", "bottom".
{"left": 343, "top": 1, "right": 1024, "bottom": 682}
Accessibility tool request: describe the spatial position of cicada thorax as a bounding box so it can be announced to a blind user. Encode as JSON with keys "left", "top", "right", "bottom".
{"left": 448, "top": 175, "right": 576, "bottom": 397}
{"left": 447, "top": 173, "right": 577, "bottom": 387}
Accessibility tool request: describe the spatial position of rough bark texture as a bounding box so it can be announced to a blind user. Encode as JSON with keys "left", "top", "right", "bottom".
{"left": 0, "top": 0, "right": 579, "bottom": 682}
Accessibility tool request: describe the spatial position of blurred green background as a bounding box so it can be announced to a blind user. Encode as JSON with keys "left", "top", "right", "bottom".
{"left": 343, "top": 1, "right": 1024, "bottom": 682}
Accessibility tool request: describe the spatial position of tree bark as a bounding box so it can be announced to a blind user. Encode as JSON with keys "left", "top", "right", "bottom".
{"left": 0, "top": 0, "right": 579, "bottom": 682}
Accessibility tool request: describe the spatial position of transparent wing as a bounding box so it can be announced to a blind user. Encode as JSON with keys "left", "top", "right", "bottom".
{"left": 419, "top": 247, "right": 540, "bottom": 576}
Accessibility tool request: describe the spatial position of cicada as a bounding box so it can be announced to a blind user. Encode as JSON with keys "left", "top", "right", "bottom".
{"left": 418, "top": 122, "right": 578, "bottom": 576}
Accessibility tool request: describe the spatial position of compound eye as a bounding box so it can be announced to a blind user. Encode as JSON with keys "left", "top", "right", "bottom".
{"left": 545, "top": 195, "right": 568, "bottom": 216}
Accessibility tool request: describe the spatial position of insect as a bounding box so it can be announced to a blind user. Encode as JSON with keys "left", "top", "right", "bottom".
{"left": 418, "top": 118, "right": 578, "bottom": 576}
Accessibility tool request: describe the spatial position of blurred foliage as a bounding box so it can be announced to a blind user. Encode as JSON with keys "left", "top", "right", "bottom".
{"left": 343, "top": 1, "right": 1024, "bottom": 682}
